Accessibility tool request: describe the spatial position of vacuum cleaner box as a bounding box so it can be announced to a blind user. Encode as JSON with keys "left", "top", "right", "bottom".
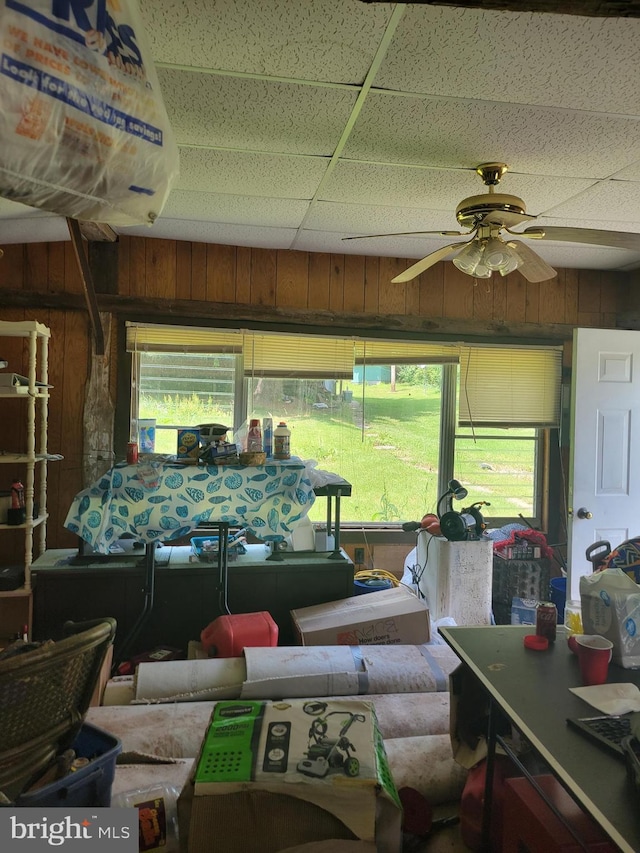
{"left": 291, "top": 585, "right": 430, "bottom": 646}
{"left": 177, "top": 698, "right": 402, "bottom": 853}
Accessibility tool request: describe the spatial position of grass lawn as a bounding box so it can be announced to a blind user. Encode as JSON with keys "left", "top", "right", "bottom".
{"left": 141, "top": 381, "right": 536, "bottom": 526}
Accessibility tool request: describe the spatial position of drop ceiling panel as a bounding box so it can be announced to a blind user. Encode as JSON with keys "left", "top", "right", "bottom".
{"left": 3, "top": 0, "right": 640, "bottom": 279}
{"left": 140, "top": 0, "right": 394, "bottom": 83}
{"left": 163, "top": 191, "right": 310, "bottom": 228}
{"left": 343, "top": 93, "right": 640, "bottom": 178}
{"left": 320, "top": 162, "right": 594, "bottom": 214}
{"left": 159, "top": 69, "right": 358, "bottom": 154}
{"left": 176, "top": 148, "right": 329, "bottom": 198}
{"left": 375, "top": 6, "right": 640, "bottom": 116}
{"left": 304, "top": 200, "right": 454, "bottom": 235}
{"left": 121, "top": 219, "right": 298, "bottom": 249}
{"left": 541, "top": 181, "right": 640, "bottom": 222}
{"left": 294, "top": 229, "right": 457, "bottom": 258}
{"left": 0, "top": 197, "right": 44, "bottom": 219}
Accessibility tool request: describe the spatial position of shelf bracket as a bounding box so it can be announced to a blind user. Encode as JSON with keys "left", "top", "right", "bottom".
{"left": 66, "top": 217, "right": 105, "bottom": 356}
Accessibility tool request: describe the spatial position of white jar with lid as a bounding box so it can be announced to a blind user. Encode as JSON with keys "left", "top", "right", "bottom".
{"left": 273, "top": 421, "right": 291, "bottom": 459}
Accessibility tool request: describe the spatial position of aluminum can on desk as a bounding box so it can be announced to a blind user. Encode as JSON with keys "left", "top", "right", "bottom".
{"left": 535, "top": 601, "right": 557, "bottom": 642}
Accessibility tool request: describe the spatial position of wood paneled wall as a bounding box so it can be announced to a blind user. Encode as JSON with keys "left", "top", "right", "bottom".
{"left": 0, "top": 236, "right": 629, "bottom": 549}
{"left": 115, "top": 238, "right": 624, "bottom": 332}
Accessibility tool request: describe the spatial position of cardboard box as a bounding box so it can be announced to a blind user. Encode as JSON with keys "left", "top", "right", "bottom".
{"left": 291, "top": 585, "right": 430, "bottom": 646}
{"left": 510, "top": 596, "right": 539, "bottom": 626}
{"left": 177, "top": 698, "right": 402, "bottom": 853}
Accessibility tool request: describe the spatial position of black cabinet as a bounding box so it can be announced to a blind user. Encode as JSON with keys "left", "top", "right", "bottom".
{"left": 32, "top": 546, "right": 354, "bottom": 655}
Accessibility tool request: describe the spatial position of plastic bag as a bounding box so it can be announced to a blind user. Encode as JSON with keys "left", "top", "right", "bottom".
{"left": 111, "top": 783, "right": 179, "bottom": 853}
{"left": 580, "top": 568, "right": 640, "bottom": 669}
{"left": 0, "top": 0, "right": 179, "bottom": 225}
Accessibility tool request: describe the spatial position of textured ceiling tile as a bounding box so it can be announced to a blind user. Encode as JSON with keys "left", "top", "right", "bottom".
{"left": 162, "top": 190, "right": 310, "bottom": 228}
{"left": 140, "top": 0, "right": 394, "bottom": 83}
{"left": 304, "top": 200, "right": 453, "bottom": 234}
{"left": 176, "top": 148, "right": 329, "bottom": 197}
{"left": 612, "top": 162, "right": 640, "bottom": 181}
{"left": 0, "top": 217, "right": 68, "bottom": 243}
{"left": 543, "top": 181, "right": 640, "bottom": 221}
{"left": 121, "top": 219, "right": 298, "bottom": 249}
{"left": 322, "top": 162, "right": 594, "bottom": 215}
{"left": 375, "top": 6, "right": 640, "bottom": 117}
{"left": 343, "top": 93, "right": 640, "bottom": 179}
{"left": 0, "top": 197, "right": 45, "bottom": 218}
{"left": 159, "top": 69, "right": 358, "bottom": 154}
{"left": 294, "top": 228, "right": 457, "bottom": 258}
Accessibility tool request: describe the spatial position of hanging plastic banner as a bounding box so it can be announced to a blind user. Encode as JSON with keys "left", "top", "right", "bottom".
{"left": 0, "top": 0, "right": 179, "bottom": 226}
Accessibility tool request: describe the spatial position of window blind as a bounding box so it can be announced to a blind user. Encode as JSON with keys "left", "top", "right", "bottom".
{"left": 354, "top": 339, "right": 459, "bottom": 364}
{"left": 459, "top": 345, "right": 562, "bottom": 428}
{"left": 244, "top": 333, "right": 354, "bottom": 379}
{"left": 125, "top": 323, "right": 242, "bottom": 353}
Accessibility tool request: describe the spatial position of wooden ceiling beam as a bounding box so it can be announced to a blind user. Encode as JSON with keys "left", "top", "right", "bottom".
{"left": 67, "top": 217, "right": 106, "bottom": 355}
{"left": 78, "top": 221, "right": 118, "bottom": 242}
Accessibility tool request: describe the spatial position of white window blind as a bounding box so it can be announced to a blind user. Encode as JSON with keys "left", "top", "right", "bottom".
{"left": 459, "top": 345, "right": 562, "bottom": 428}
{"left": 354, "top": 339, "right": 459, "bottom": 364}
{"left": 245, "top": 333, "right": 354, "bottom": 379}
{"left": 125, "top": 323, "right": 242, "bottom": 353}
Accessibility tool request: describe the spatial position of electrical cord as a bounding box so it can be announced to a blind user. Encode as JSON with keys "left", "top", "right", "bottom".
{"left": 353, "top": 568, "right": 400, "bottom": 587}
{"left": 410, "top": 530, "right": 432, "bottom": 598}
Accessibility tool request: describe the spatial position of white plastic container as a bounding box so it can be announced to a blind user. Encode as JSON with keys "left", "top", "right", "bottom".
{"left": 273, "top": 421, "right": 291, "bottom": 459}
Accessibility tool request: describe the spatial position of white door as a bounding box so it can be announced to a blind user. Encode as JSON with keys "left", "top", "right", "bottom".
{"left": 568, "top": 327, "right": 640, "bottom": 600}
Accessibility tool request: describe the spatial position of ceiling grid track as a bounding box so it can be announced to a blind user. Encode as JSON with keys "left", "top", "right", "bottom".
{"left": 289, "top": 3, "right": 408, "bottom": 250}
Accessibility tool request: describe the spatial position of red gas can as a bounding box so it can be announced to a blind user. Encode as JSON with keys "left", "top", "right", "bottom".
{"left": 200, "top": 611, "right": 278, "bottom": 657}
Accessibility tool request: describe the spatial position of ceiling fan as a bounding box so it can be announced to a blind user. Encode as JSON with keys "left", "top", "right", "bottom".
{"left": 344, "top": 163, "right": 640, "bottom": 284}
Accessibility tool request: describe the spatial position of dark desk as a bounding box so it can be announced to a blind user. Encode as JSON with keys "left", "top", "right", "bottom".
{"left": 440, "top": 625, "right": 640, "bottom": 853}
{"left": 32, "top": 545, "right": 354, "bottom": 655}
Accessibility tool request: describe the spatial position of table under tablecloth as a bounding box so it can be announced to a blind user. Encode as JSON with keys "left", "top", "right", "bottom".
{"left": 64, "top": 460, "right": 315, "bottom": 554}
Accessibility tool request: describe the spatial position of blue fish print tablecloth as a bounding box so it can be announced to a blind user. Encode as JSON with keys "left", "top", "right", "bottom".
{"left": 64, "top": 461, "right": 316, "bottom": 554}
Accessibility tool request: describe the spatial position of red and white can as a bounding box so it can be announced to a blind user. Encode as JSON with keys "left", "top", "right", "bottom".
{"left": 536, "top": 601, "right": 557, "bottom": 643}
{"left": 127, "top": 442, "right": 138, "bottom": 465}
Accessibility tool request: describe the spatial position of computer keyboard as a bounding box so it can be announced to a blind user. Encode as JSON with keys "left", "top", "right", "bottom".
{"left": 566, "top": 715, "right": 640, "bottom": 794}
{"left": 566, "top": 715, "right": 632, "bottom": 756}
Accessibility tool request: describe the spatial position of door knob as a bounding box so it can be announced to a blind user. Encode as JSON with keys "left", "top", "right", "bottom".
{"left": 577, "top": 507, "right": 593, "bottom": 520}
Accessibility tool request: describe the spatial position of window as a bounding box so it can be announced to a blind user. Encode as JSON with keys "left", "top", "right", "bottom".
{"left": 126, "top": 323, "right": 561, "bottom": 527}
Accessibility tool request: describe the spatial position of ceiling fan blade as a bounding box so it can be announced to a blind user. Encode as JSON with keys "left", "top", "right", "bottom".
{"left": 343, "top": 229, "right": 465, "bottom": 242}
{"left": 507, "top": 241, "right": 557, "bottom": 283}
{"left": 391, "top": 242, "right": 468, "bottom": 283}
{"left": 522, "top": 225, "right": 640, "bottom": 251}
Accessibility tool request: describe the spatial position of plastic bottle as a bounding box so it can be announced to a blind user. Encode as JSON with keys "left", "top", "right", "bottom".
{"left": 262, "top": 417, "right": 273, "bottom": 457}
{"left": 247, "top": 418, "right": 263, "bottom": 452}
{"left": 273, "top": 421, "right": 291, "bottom": 459}
{"left": 11, "top": 478, "right": 25, "bottom": 509}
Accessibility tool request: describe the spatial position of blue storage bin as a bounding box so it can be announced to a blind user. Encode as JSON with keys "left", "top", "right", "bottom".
{"left": 16, "top": 723, "right": 121, "bottom": 807}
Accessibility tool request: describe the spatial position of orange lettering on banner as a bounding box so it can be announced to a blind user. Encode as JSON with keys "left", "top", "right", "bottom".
{"left": 33, "top": 36, "right": 69, "bottom": 61}
{"left": 25, "top": 48, "right": 70, "bottom": 76}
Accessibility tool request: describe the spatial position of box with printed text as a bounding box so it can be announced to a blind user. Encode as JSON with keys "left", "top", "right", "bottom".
{"left": 291, "top": 584, "right": 430, "bottom": 646}
{"left": 177, "top": 698, "right": 401, "bottom": 853}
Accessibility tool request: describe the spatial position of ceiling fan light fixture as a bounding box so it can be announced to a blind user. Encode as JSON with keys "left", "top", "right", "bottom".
{"left": 471, "top": 261, "right": 492, "bottom": 279}
{"left": 452, "top": 241, "right": 484, "bottom": 274}
{"left": 484, "top": 237, "right": 523, "bottom": 274}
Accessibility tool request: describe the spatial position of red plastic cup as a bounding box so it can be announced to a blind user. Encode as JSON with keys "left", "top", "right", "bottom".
{"left": 575, "top": 634, "right": 613, "bottom": 686}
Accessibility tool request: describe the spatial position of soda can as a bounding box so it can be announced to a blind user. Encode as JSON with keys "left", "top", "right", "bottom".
{"left": 127, "top": 441, "right": 139, "bottom": 465}
{"left": 536, "top": 601, "right": 557, "bottom": 643}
